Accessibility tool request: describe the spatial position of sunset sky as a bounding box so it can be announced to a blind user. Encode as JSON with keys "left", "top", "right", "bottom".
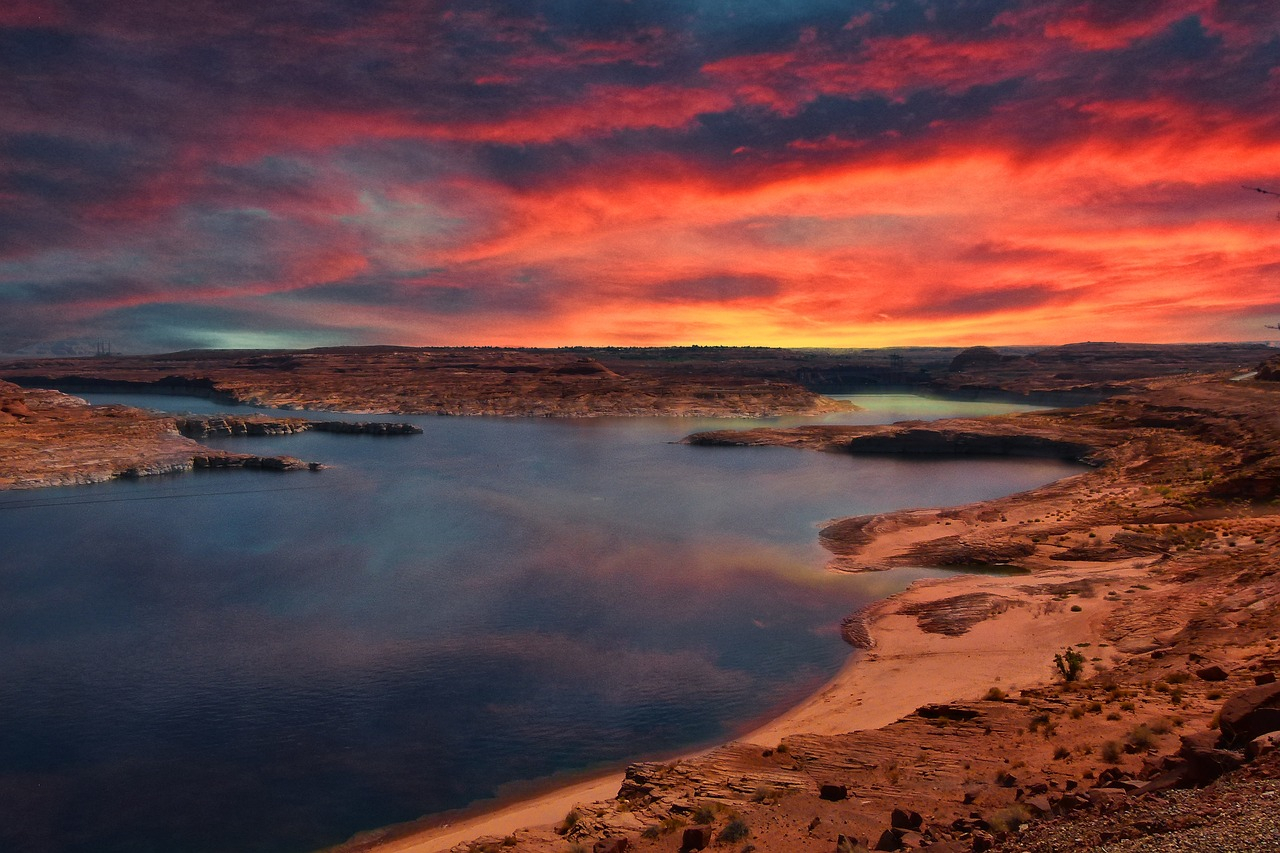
{"left": 3, "top": 0, "right": 1279, "bottom": 352}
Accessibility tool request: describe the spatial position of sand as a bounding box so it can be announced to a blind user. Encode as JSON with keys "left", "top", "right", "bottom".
{"left": 352, "top": 562, "right": 1127, "bottom": 853}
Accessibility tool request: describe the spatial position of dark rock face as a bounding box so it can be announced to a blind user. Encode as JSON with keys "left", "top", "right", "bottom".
{"left": 680, "top": 825, "right": 713, "bottom": 851}
{"left": 890, "top": 808, "right": 923, "bottom": 830}
{"left": 843, "top": 428, "right": 1094, "bottom": 462}
{"left": 819, "top": 784, "right": 849, "bottom": 801}
{"left": 873, "top": 828, "right": 903, "bottom": 851}
{"left": 1218, "top": 683, "right": 1280, "bottom": 747}
{"left": 1256, "top": 354, "right": 1280, "bottom": 381}
{"left": 592, "top": 838, "right": 628, "bottom": 853}
{"left": 1195, "top": 664, "right": 1230, "bottom": 681}
{"left": 174, "top": 415, "right": 422, "bottom": 438}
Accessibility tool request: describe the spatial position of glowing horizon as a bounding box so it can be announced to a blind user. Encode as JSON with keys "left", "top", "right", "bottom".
{"left": 3, "top": 1, "right": 1280, "bottom": 353}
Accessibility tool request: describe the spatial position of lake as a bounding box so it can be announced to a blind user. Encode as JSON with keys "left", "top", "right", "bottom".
{"left": 0, "top": 393, "right": 1078, "bottom": 853}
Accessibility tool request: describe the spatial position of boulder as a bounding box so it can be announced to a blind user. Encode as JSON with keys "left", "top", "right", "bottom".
{"left": 680, "top": 826, "right": 713, "bottom": 852}
{"left": 1256, "top": 673, "right": 1277, "bottom": 686}
{"left": 1179, "top": 731, "right": 1244, "bottom": 783}
{"left": 970, "top": 829, "right": 996, "bottom": 852}
{"left": 890, "top": 808, "right": 923, "bottom": 831}
{"left": 1218, "top": 683, "right": 1280, "bottom": 747}
{"left": 820, "top": 784, "right": 850, "bottom": 801}
{"left": 1247, "top": 731, "right": 1280, "bottom": 760}
{"left": 1086, "top": 788, "right": 1128, "bottom": 812}
{"left": 872, "top": 828, "right": 903, "bottom": 851}
{"left": 1023, "top": 795, "right": 1052, "bottom": 816}
{"left": 1196, "top": 664, "right": 1230, "bottom": 682}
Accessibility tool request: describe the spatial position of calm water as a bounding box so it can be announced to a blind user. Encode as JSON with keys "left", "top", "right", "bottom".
{"left": 0, "top": 394, "right": 1077, "bottom": 853}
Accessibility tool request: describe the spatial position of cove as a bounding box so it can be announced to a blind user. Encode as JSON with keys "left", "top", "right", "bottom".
{"left": 0, "top": 394, "right": 1079, "bottom": 853}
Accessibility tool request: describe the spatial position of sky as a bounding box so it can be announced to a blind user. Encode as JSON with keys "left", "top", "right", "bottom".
{"left": 2, "top": 0, "right": 1280, "bottom": 353}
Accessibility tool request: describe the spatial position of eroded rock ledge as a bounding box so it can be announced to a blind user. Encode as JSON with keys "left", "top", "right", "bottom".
{"left": 687, "top": 378, "right": 1280, "bottom": 574}
{"left": 174, "top": 415, "right": 422, "bottom": 438}
{"left": 0, "top": 381, "right": 320, "bottom": 490}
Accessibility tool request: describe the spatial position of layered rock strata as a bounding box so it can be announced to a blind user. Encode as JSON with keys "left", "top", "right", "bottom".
{"left": 0, "top": 381, "right": 318, "bottom": 490}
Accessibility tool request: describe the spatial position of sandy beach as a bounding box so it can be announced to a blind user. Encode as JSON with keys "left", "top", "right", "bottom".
{"left": 343, "top": 558, "right": 1132, "bottom": 853}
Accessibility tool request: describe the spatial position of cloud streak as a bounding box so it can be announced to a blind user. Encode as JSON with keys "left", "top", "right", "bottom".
{"left": 2, "top": 0, "right": 1279, "bottom": 351}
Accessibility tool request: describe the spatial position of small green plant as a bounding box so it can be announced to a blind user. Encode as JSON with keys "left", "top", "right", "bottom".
{"left": 989, "top": 804, "right": 1032, "bottom": 833}
{"left": 1055, "top": 647, "right": 1086, "bottom": 682}
{"left": 751, "top": 785, "right": 781, "bottom": 803}
{"left": 984, "top": 686, "right": 1007, "bottom": 701}
{"left": 1100, "top": 740, "right": 1122, "bottom": 763}
{"left": 1128, "top": 724, "right": 1156, "bottom": 750}
{"left": 556, "top": 810, "right": 580, "bottom": 835}
{"left": 1070, "top": 604, "right": 1083, "bottom": 612}
{"left": 692, "top": 803, "right": 717, "bottom": 824}
{"left": 719, "top": 819, "right": 751, "bottom": 843}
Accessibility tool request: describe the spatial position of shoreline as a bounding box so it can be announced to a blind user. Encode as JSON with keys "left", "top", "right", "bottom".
{"left": 340, "top": 376, "right": 1280, "bottom": 853}
{"left": 340, "top": 559, "right": 1125, "bottom": 853}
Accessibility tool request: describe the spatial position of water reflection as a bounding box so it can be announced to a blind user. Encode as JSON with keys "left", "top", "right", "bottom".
{"left": 0, "top": 393, "right": 1071, "bottom": 853}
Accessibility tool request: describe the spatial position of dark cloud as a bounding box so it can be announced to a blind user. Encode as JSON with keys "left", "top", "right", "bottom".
{"left": 650, "top": 273, "right": 781, "bottom": 302}
{"left": 0, "top": 0, "right": 1276, "bottom": 348}
{"left": 905, "top": 284, "right": 1076, "bottom": 319}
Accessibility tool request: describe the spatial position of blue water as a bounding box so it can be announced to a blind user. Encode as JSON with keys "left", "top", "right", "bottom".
{"left": 0, "top": 393, "right": 1075, "bottom": 853}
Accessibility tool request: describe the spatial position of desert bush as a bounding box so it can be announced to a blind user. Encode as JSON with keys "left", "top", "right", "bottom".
{"left": 719, "top": 819, "right": 750, "bottom": 843}
{"left": 1128, "top": 724, "right": 1156, "bottom": 750}
{"left": 1053, "top": 745, "right": 1071, "bottom": 760}
{"left": 1055, "top": 647, "right": 1085, "bottom": 682}
{"left": 1100, "top": 740, "right": 1122, "bottom": 763}
{"left": 989, "top": 804, "right": 1032, "bottom": 833}
{"left": 556, "top": 811, "right": 580, "bottom": 835}
{"left": 984, "top": 686, "right": 1007, "bottom": 701}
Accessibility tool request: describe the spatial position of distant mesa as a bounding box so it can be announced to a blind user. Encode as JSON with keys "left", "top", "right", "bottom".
{"left": 947, "top": 346, "right": 1019, "bottom": 373}
{"left": 1256, "top": 354, "right": 1280, "bottom": 382}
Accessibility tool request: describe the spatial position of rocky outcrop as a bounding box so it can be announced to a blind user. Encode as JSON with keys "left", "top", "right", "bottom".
{"left": 898, "top": 593, "right": 1020, "bottom": 636}
{"left": 685, "top": 421, "right": 1101, "bottom": 464}
{"left": 1256, "top": 354, "right": 1280, "bottom": 381}
{"left": 842, "top": 428, "right": 1096, "bottom": 462}
{"left": 1218, "top": 683, "right": 1280, "bottom": 748}
{"left": 174, "top": 415, "right": 422, "bottom": 438}
{"left": 0, "top": 384, "right": 321, "bottom": 490}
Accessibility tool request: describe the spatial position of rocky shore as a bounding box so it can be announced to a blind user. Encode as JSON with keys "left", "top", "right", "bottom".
{"left": 0, "top": 382, "right": 427, "bottom": 490}
{"left": 173, "top": 414, "right": 423, "bottom": 438}
{"left": 333, "top": 370, "right": 1280, "bottom": 853}
{"left": 0, "top": 381, "right": 320, "bottom": 489}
